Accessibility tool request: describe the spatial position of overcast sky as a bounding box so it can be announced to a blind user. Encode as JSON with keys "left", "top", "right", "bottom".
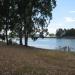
{"left": 48, "top": 0, "right": 75, "bottom": 34}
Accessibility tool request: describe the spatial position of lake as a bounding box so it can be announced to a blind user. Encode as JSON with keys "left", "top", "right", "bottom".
{"left": 15, "top": 38, "right": 75, "bottom": 51}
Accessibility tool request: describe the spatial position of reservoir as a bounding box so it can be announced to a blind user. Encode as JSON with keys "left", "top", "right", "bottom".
{"left": 16, "top": 38, "right": 75, "bottom": 51}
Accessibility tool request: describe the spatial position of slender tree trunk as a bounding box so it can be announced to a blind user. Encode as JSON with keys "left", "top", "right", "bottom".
{"left": 24, "top": 32, "right": 28, "bottom": 47}
{"left": 5, "top": 18, "right": 9, "bottom": 45}
{"left": 5, "top": 28, "right": 9, "bottom": 45}
{"left": 19, "top": 32, "right": 22, "bottom": 45}
{"left": 19, "top": 27, "right": 23, "bottom": 45}
{"left": 20, "top": 37, "right": 22, "bottom": 45}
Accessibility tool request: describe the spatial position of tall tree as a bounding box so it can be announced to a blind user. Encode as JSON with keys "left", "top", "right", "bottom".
{"left": 0, "top": 0, "right": 18, "bottom": 45}
{"left": 2, "top": 0, "right": 10, "bottom": 44}
{"left": 0, "top": 1, "right": 3, "bottom": 32}
{"left": 18, "top": 0, "right": 56, "bottom": 46}
{"left": 0, "top": 0, "right": 14, "bottom": 44}
{"left": 9, "top": 0, "right": 23, "bottom": 45}
{"left": 0, "top": 0, "right": 56, "bottom": 46}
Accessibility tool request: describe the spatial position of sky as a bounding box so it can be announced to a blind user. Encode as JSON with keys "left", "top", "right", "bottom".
{"left": 48, "top": 0, "right": 75, "bottom": 34}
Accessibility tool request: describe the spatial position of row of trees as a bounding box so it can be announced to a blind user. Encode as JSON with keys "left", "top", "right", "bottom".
{"left": 56, "top": 28, "right": 75, "bottom": 38}
{"left": 0, "top": 0, "right": 56, "bottom": 46}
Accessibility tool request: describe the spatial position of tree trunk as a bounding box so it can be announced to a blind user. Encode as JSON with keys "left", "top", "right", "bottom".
{"left": 19, "top": 33, "right": 22, "bottom": 45}
{"left": 5, "top": 28, "right": 9, "bottom": 45}
{"left": 24, "top": 32, "right": 28, "bottom": 47}
{"left": 19, "top": 27, "right": 23, "bottom": 45}
{"left": 5, "top": 18, "right": 9, "bottom": 45}
{"left": 20, "top": 37, "right": 22, "bottom": 45}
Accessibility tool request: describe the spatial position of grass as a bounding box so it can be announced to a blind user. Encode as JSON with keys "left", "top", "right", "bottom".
{"left": 0, "top": 43, "right": 75, "bottom": 75}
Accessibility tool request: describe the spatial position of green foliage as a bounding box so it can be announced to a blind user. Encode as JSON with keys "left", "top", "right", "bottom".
{"left": 30, "top": 32, "right": 38, "bottom": 41}
{"left": 9, "top": 31, "right": 16, "bottom": 38}
{"left": 0, "top": 0, "right": 56, "bottom": 46}
{"left": 56, "top": 28, "right": 75, "bottom": 37}
{"left": 65, "top": 28, "right": 75, "bottom": 37}
{"left": 56, "top": 29, "right": 64, "bottom": 37}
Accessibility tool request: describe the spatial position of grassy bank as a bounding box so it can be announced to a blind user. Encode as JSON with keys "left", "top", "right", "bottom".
{"left": 0, "top": 43, "right": 75, "bottom": 75}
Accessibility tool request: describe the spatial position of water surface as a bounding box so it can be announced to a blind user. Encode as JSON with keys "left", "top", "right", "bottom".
{"left": 15, "top": 38, "right": 75, "bottom": 51}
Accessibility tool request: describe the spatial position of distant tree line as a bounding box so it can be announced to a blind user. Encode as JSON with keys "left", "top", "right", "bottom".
{"left": 56, "top": 28, "right": 75, "bottom": 38}
{"left": 0, "top": 0, "right": 56, "bottom": 46}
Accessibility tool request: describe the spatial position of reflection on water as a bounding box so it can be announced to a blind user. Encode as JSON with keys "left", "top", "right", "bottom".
{"left": 15, "top": 38, "right": 75, "bottom": 51}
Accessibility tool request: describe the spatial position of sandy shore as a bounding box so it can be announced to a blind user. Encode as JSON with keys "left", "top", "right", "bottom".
{"left": 0, "top": 42, "right": 75, "bottom": 75}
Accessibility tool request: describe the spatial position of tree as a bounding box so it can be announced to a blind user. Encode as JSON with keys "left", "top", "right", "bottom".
{"left": 0, "top": 0, "right": 15, "bottom": 45}
{"left": 64, "top": 28, "right": 75, "bottom": 37}
{"left": 0, "top": 0, "right": 56, "bottom": 46}
{"left": 0, "top": 1, "right": 4, "bottom": 35}
{"left": 17, "top": 0, "right": 56, "bottom": 46}
{"left": 56, "top": 28, "right": 75, "bottom": 38}
{"left": 9, "top": 1, "right": 23, "bottom": 45}
{"left": 1, "top": 0, "right": 10, "bottom": 45}
{"left": 0, "top": 0, "right": 19, "bottom": 45}
{"left": 56, "top": 28, "right": 64, "bottom": 37}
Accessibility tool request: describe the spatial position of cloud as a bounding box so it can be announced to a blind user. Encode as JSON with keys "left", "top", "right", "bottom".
{"left": 48, "top": 28, "right": 56, "bottom": 33}
{"left": 65, "top": 17, "right": 75, "bottom": 23}
{"left": 48, "top": 23, "right": 65, "bottom": 33}
{"left": 70, "top": 11, "right": 75, "bottom": 13}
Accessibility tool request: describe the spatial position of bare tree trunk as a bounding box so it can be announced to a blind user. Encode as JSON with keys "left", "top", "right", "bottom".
{"left": 5, "top": 18, "right": 9, "bottom": 45}
{"left": 19, "top": 32, "right": 22, "bottom": 45}
{"left": 5, "top": 28, "right": 9, "bottom": 45}
{"left": 24, "top": 32, "right": 28, "bottom": 47}
{"left": 20, "top": 37, "right": 22, "bottom": 45}
{"left": 19, "top": 25, "right": 23, "bottom": 45}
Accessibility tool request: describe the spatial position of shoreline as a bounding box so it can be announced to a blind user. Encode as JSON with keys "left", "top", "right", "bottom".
{"left": 0, "top": 41, "right": 74, "bottom": 52}
{"left": 56, "top": 36, "right": 75, "bottom": 39}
